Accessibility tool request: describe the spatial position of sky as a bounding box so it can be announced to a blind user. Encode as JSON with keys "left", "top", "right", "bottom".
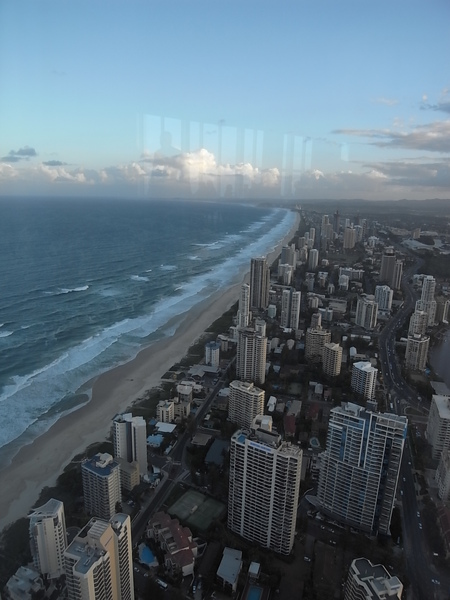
{"left": 1, "top": 0, "right": 449, "bottom": 202}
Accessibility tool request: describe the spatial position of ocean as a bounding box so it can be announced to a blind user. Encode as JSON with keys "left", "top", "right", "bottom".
{"left": 0, "top": 197, "right": 296, "bottom": 465}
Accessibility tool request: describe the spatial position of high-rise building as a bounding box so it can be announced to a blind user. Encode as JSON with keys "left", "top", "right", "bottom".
{"left": 405, "top": 334, "right": 429, "bottom": 371}
{"left": 333, "top": 209, "right": 340, "bottom": 234}
{"left": 436, "top": 450, "right": 450, "bottom": 502}
{"left": 374, "top": 285, "right": 393, "bottom": 312}
{"left": 82, "top": 453, "right": 121, "bottom": 520}
{"left": 318, "top": 403, "right": 407, "bottom": 535}
{"left": 344, "top": 558, "right": 403, "bottom": 600}
{"left": 426, "top": 395, "right": 450, "bottom": 459}
{"left": 408, "top": 310, "right": 428, "bottom": 336}
{"left": 65, "top": 514, "right": 134, "bottom": 600}
{"left": 351, "top": 361, "right": 377, "bottom": 400}
{"left": 305, "top": 327, "right": 331, "bottom": 361}
{"left": 228, "top": 418, "right": 302, "bottom": 555}
{"left": 355, "top": 295, "right": 378, "bottom": 330}
{"left": 237, "top": 283, "right": 251, "bottom": 328}
{"left": 343, "top": 227, "right": 356, "bottom": 250}
{"left": 250, "top": 257, "right": 270, "bottom": 310}
{"left": 205, "top": 341, "right": 220, "bottom": 367}
{"left": 236, "top": 325, "right": 267, "bottom": 385}
{"left": 280, "top": 288, "right": 301, "bottom": 330}
{"left": 322, "top": 342, "right": 343, "bottom": 377}
{"left": 379, "top": 247, "right": 396, "bottom": 285}
{"left": 392, "top": 260, "right": 403, "bottom": 290}
{"left": 113, "top": 413, "right": 147, "bottom": 477}
{"left": 228, "top": 380, "right": 265, "bottom": 429}
{"left": 280, "top": 244, "right": 296, "bottom": 267}
{"left": 29, "top": 499, "right": 66, "bottom": 580}
{"left": 308, "top": 248, "right": 319, "bottom": 270}
{"left": 416, "top": 275, "right": 436, "bottom": 326}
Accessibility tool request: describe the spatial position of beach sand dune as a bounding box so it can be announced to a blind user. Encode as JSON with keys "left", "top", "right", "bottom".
{"left": 0, "top": 211, "right": 299, "bottom": 532}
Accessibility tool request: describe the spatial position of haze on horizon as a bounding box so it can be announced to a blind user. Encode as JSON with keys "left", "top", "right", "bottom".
{"left": 1, "top": 0, "right": 449, "bottom": 202}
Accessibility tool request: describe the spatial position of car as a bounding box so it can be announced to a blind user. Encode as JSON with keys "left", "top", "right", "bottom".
{"left": 431, "top": 579, "right": 440, "bottom": 585}
{"left": 304, "top": 556, "right": 311, "bottom": 562}
{"left": 417, "top": 511, "right": 420, "bottom": 517}
{"left": 419, "top": 523, "right": 422, "bottom": 529}
{"left": 400, "top": 490, "right": 403, "bottom": 495}
{"left": 144, "top": 573, "right": 149, "bottom": 578}
{"left": 402, "top": 477, "right": 406, "bottom": 482}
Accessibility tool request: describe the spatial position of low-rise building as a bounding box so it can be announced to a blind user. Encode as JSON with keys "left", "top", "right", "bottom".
{"left": 147, "top": 512, "right": 198, "bottom": 577}
{"left": 216, "top": 547, "right": 242, "bottom": 593}
{"left": 344, "top": 558, "right": 403, "bottom": 599}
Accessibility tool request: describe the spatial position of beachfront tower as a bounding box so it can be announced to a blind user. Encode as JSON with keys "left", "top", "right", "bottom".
{"left": 237, "top": 283, "right": 251, "bottom": 328}
{"left": 205, "top": 340, "right": 221, "bottom": 368}
{"left": 249, "top": 257, "right": 270, "bottom": 310}
{"left": 318, "top": 403, "right": 407, "bottom": 535}
{"left": 65, "top": 514, "right": 134, "bottom": 600}
{"left": 82, "top": 453, "right": 121, "bottom": 520}
{"left": 29, "top": 498, "right": 67, "bottom": 579}
{"left": 112, "top": 413, "right": 148, "bottom": 477}
{"left": 228, "top": 419, "right": 302, "bottom": 555}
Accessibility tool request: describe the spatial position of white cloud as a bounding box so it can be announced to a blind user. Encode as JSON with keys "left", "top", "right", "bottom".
{"left": 373, "top": 97, "right": 399, "bottom": 106}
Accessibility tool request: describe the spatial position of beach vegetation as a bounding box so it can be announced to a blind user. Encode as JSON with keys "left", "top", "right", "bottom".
{"left": 0, "top": 518, "right": 31, "bottom": 590}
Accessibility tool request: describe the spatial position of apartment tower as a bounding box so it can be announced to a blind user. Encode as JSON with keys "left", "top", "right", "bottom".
{"left": 305, "top": 326, "right": 331, "bottom": 361}
{"left": 351, "top": 361, "right": 378, "bottom": 400}
{"left": 65, "top": 514, "right": 134, "bottom": 600}
{"left": 228, "top": 380, "right": 265, "bottom": 429}
{"left": 236, "top": 322, "right": 267, "bottom": 385}
{"left": 344, "top": 558, "right": 403, "bottom": 600}
{"left": 355, "top": 295, "right": 378, "bottom": 330}
{"left": 228, "top": 418, "right": 302, "bottom": 555}
{"left": 82, "top": 453, "right": 121, "bottom": 520}
{"left": 322, "top": 342, "right": 343, "bottom": 377}
{"left": 426, "top": 395, "right": 450, "bottom": 459}
{"left": 280, "top": 288, "right": 301, "bottom": 330}
{"left": 318, "top": 403, "right": 407, "bottom": 535}
{"left": 29, "top": 499, "right": 67, "bottom": 579}
{"left": 112, "top": 413, "right": 147, "bottom": 477}
{"left": 405, "top": 334, "right": 429, "bottom": 371}
{"left": 249, "top": 257, "right": 270, "bottom": 310}
{"left": 415, "top": 275, "right": 436, "bottom": 326}
{"left": 237, "top": 283, "right": 251, "bottom": 328}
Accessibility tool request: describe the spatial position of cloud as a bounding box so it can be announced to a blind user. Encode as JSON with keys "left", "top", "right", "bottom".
{"left": 333, "top": 121, "right": 450, "bottom": 153}
{"left": 42, "top": 160, "right": 67, "bottom": 166}
{"left": 372, "top": 97, "right": 399, "bottom": 106}
{"left": 420, "top": 101, "right": 450, "bottom": 114}
{"left": 1, "top": 146, "right": 38, "bottom": 162}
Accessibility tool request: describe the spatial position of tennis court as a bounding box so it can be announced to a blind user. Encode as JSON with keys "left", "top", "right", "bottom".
{"left": 168, "top": 489, "right": 225, "bottom": 531}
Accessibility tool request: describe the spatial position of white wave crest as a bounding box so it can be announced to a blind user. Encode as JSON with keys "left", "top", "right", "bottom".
{"left": 52, "top": 285, "right": 89, "bottom": 295}
{"left": 0, "top": 330, "right": 13, "bottom": 338}
{"left": 131, "top": 275, "right": 149, "bottom": 282}
{"left": 160, "top": 265, "right": 177, "bottom": 271}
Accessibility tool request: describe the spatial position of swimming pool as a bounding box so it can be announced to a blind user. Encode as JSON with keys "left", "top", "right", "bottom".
{"left": 246, "top": 585, "right": 263, "bottom": 600}
{"left": 139, "top": 544, "right": 156, "bottom": 566}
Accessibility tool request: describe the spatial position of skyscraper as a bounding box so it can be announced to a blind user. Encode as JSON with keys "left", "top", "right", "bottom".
{"left": 343, "top": 227, "right": 356, "bottom": 250}
{"left": 351, "top": 361, "right": 378, "bottom": 400}
{"left": 322, "top": 342, "right": 343, "bottom": 377}
{"left": 280, "top": 288, "right": 301, "bottom": 330}
{"left": 408, "top": 310, "right": 428, "bottom": 336}
{"left": 379, "top": 247, "right": 396, "bottom": 285}
{"left": 82, "top": 453, "right": 121, "bottom": 520}
{"left": 228, "top": 380, "right": 265, "bottom": 429}
{"left": 305, "top": 326, "right": 331, "bottom": 361}
{"left": 374, "top": 285, "right": 393, "bottom": 312}
{"left": 355, "top": 294, "right": 378, "bottom": 330}
{"left": 318, "top": 403, "right": 407, "bottom": 535}
{"left": 237, "top": 283, "right": 251, "bottom": 328}
{"left": 415, "top": 275, "right": 436, "bottom": 326}
{"left": 236, "top": 324, "right": 267, "bottom": 385}
{"left": 113, "top": 413, "right": 147, "bottom": 477}
{"left": 249, "top": 257, "right": 270, "bottom": 310}
{"left": 29, "top": 499, "right": 67, "bottom": 580}
{"left": 65, "top": 514, "right": 134, "bottom": 600}
{"left": 228, "top": 418, "right": 302, "bottom": 555}
{"left": 405, "top": 334, "right": 429, "bottom": 371}
{"left": 426, "top": 395, "right": 450, "bottom": 460}
{"left": 308, "top": 248, "right": 319, "bottom": 270}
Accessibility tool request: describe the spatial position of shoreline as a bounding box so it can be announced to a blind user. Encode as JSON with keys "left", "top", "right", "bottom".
{"left": 0, "top": 210, "right": 300, "bottom": 533}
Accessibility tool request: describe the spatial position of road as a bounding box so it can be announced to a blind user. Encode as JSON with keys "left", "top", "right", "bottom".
{"left": 378, "top": 256, "right": 449, "bottom": 599}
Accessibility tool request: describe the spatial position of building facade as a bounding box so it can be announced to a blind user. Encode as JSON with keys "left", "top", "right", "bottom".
{"left": 29, "top": 499, "right": 67, "bottom": 580}
{"left": 322, "top": 342, "right": 343, "bottom": 377}
{"left": 318, "top": 403, "right": 407, "bottom": 535}
{"left": 237, "top": 283, "right": 251, "bottom": 328}
{"left": 351, "top": 361, "right": 378, "bottom": 400}
{"left": 408, "top": 310, "right": 428, "bottom": 336}
{"left": 415, "top": 275, "right": 436, "bottom": 326}
{"left": 426, "top": 395, "right": 450, "bottom": 459}
{"left": 280, "top": 288, "right": 301, "bottom": 330}
{"left": 112, "top": 413, "right": 147, "bottom": 477}
{"left": 228, "top": 420, "right": 302, "bottom": 555}
{"left": 374, "top": 285, "right": 393, "bottom": 312}
{"left": 249, "top": 257, "right": 270, "bottom": 310}
{"left": 344, "top": 558, "right": 403, "bottom": 600}
{"left": 228, "top": 380, "right": 265, "bottom": 429}
{"left": 236, "top": 325, "right": 267, "bottom": 385}
{"left": 355, "top": 295, "right": 378, "bottom": 330}
{"left": 305, "top": 327, "right": 331, "bottom": 361}
{"left": 405, "top": 334, "right": 429, "bottom": 371}
{"left": 64, "top": 514, "right": 134, "bottom": 600}
{"left": 82, "top": 453, "right": 121, "bottom": 520}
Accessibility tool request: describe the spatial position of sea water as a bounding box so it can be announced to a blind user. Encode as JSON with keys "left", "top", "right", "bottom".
{"left": 0, "top": 197, "right": 296, "bottom": 463}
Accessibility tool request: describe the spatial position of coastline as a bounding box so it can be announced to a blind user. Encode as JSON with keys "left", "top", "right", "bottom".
{"left": 0, "top": 210, "right": 300, "bottom": 532}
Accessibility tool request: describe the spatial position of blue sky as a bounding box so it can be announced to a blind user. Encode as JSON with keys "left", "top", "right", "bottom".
{"left": 1, "top": 0, "right": 449, "bottom": 201}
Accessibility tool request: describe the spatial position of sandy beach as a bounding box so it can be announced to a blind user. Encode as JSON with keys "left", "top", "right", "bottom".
{"left": 0, "top": 210, "right": 299, "bottom": 532}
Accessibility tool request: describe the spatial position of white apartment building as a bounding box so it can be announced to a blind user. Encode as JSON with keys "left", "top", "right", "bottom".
{"left": 436, "top": 450, "right": 450, "bottom": 502}
{"left": 112, "top": 413, "right": 147, "bottom": 477}
{"left": 405, "top": 334, "right": 429, "bottom": 371}
{"left": 250, "top": 257, "right": 270, "bottom": 310}
{"left": 318, "top": 403, "right": 407, "bottom": 535}
{"left": 374, "top": 285, "right": 393, "bottom": 312}
{"left": 157, "top": 400, "right": 175, "bottom": 423}
{"left": 344, "top": 558, "right": 403, "bottom": 600}
{"left": 280, "top": 289, "right": 301, "bottom": 330}
{"left": 236, "top": 325, "right": 267, "bottom": 385}
{"left": 415, "top": 275, "right": 436, "bottom": 326}
{"left": 355, "top": 295, "right": 378, "bottom": 330}
{"left": 408, "top": 310, "right": 428, "bottom": 336}
{"left": 322, "top": 342, "right": 343, "bottom": 377}
{"left": 343, "top": 227, "right": 356, "bottom": 249}
{"left": 29, "top": 499, "right": 66, "bottom": 579}
{"left": 305, "top": 326, "right": 331, "bottom": 361}
{"left": 237, "top": 283, "right": 250, "bottom": 328}
{"left": 82, "top": 453, "right": 121, "bottom": 520}
{"left": 228, "top": 380, "right": 265, "bottom": 429}
{"left": 65, "top": 514, "right": 134, "bottom": 600}
{"left": 426, "top": 395, "right": 450, "bottom": 459}
{"left": 228, "top": 420, "right": 302, "bottom": 555}
{"left": 205, "top": 341, "right": 220, "bottom": 367}
{"left": 351, "top": 361, "right": 377, "bottom": 400}
{"left": 308, "top": 248, "right": 319, "bottom": 269}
